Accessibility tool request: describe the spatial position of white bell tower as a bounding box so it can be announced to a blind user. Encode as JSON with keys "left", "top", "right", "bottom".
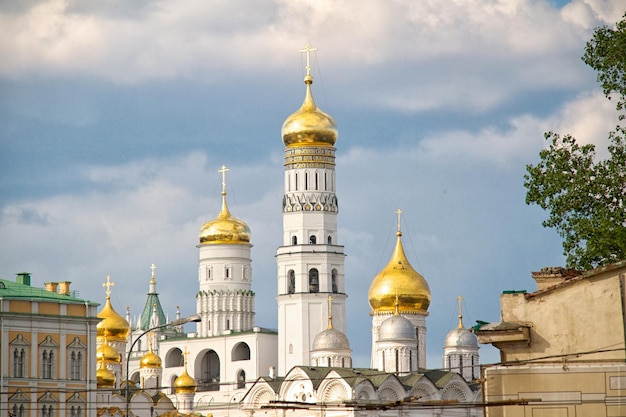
{"left": 276, "top": 45, "right": 347, "bottom": 375}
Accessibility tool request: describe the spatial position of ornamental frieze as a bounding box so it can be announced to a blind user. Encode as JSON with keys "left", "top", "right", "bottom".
{"left": 282, "top": 192, "right": 338, "bottom": 213}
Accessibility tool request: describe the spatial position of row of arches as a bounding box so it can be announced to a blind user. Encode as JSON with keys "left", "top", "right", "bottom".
{"left": 163, "top": 343, "right": 251, "bottom": 391}
{"left": 288, "top": 170, "right": 335, "bottom": 193}
{"left": 287, "top": 269, "right": 339, "bottom": 294}
{"left": 291, "top": 235, "right": 333, "bottom": 245}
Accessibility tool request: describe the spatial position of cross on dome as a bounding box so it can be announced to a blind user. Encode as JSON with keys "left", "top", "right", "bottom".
{"left": 396, "top": 208, "right": 403, "bottom": 236}
{"left": 299, "top": 43, "right": 318, "bottom": 77}
{"left": 219, "top": 165, "right": 229, "bottom": 195}
{"left": 102, "top": 275, "right": 114, "bottom": 298}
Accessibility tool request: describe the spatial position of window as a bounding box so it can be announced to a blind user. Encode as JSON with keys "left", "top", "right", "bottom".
{"left": 315, "top": 173, "right": 318, "bottom": 190}
{"left": 305, "top": 173, "right": 308, "bottom": 190}
{"left": 42, "top": 351, "right": 53, "bottom": 379}
{"left": 12, "top": 404, "right": 25, "bottom": 417}
{"left": 225, "top": 267, "right": 230, "bottom": 279}
{"left": 309, "top": 269, "right": 319, "bottom": 293}
{"left": 232, "top": 342, "right": 251, "bottom": 361}
{"left": 292, "top": 236, "right": 298, "bottom": 245}
{"left": 309, "top": 235, "right": 316, "bottom": 244}
{"left": 10, "top": 334, "right": 29, "bottom": 378}
{"left": 41, "top": 405, "right": 53, "bottom": 417}
{"left": 13, "top": 348, "right": 25, "bottom": 378}
{"left": 39, "top": 336, "right": 58, "bottom": 380}
{"left": 9, "top": 389, "right": 28, "bottom": 417}
{"left": 237, "top": 370, "right": 246, "bottom": 389}
{"left": 287, "top": 270, "right": 295, "bottom": 294}
{"left": 70, "top": 406, "right": 81, "bottom": 417}
{"left": 331, "top": 269, "right": 338, "bottom": 293}
{"left": 67, "top": 337, "right": 86, "bottom": 381}
{"left": 327, "top": 236, "right": 332, "bottom": 245}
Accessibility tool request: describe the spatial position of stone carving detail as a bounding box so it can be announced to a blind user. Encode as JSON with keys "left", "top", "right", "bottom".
{"left": 283, "top": 193, "right": 338, "bottom": 213}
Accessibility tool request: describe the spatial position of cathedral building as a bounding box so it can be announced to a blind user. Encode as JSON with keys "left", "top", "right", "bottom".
{"left": 94, "top": 45, "right": 483, "bottom": 417}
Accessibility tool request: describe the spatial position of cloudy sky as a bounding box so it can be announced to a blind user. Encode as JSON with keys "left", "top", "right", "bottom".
{"left": 1, "top": 0, "right": 624, "bottom": 369}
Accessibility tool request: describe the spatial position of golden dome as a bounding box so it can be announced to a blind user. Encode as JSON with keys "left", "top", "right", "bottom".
{"left": 97, "top": 297, "right": 130, "bottom": 342}
{"left": 368, "top": 231, "right": 431, "bottom": 315}
{"left": 96, "top": 359, "right": 116, "bottom": 389}
{"left": 281, "top": 74, "right": 338, "bottom": 148}
{"left": 174, "top": 369, "right": 197, "bottom": 394}
{"left": 199, "top": 191, "right": 251, "bottom": 245}
{"left": 140, "top": 347, "right": 162, "bottom": 368}
{"left": 96, "top": 343, "right": 121, "bottom": 364}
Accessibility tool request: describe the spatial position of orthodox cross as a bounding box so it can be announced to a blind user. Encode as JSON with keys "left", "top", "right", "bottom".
{"left": 299, "top": 43, "right": 318, "bottom": 76}
{"left": 396, "top": 208, "right": 403, "bottom": 233}
{"left": 457, "top": 295, "right": 464, "bottom": 328}
{"left": 150, "top": 263, "right": 156, "bottom": 283}
{"left": 327, "top": 295, "right": 334, "bottom": 329}
{"left": 182, "top": 347, "right": 190, "bottom": 367}
{"left": 219, "top": 165, "right": 229, "bottom": 194}
{"left": 102, "top": 275, "right": 114, "bottom": 298}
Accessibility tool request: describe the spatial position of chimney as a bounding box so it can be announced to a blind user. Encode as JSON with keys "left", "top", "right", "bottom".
{"left": 16, "top": 272, "right": 31, "bottom": 286}
{"left": 59, "top": 281, "right": 71, "bottom": 295}
{"left": 45, "top": 282, "right": 59, "bottom": 293}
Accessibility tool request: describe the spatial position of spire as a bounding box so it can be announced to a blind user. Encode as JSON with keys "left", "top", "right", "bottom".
{"left": 457, "top": 295, "right": 465, "bottom": 329}
{"left": 218, "top": 165, "right": 232, "bottom": 219}
{"left": 149, "top": 263, "right": 157, "bottom": 294}
{"left": 327, "top": 295, "right": 334, "bottom": 329}
{"left": 140, "top": 265, "right": 167, "bottom": 331}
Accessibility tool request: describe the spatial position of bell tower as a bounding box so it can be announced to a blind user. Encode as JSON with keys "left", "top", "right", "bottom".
{"left": 276, "top": 45, "right": 347, "bottom": 375}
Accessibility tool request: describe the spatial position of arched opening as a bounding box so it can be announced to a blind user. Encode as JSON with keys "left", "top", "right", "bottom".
{"left": 331, "top": 269, "right": 338, "bottom": 293}
{"left": 232, "top": 342, "right": 251, "bottom": 361}
{"left": 237, "top": 369, "right": 246, "bottom": 389}
{"left": 165, "top": 348, "right": 183, "bottom": 368}
{"left": 327, "top": 236, "right": 332, "bottom": 244}
{"left": 199, "top": 350, "right": 220, "bottom": 392}
{"left": 309, "top": 269, "right": 319, "bottom": 293}
{"left": 288, "top": 270, "right": 295, "bottom": 294}
{"left": 292, "top": 236, "right": 297, "bottom": 245}
{"left": 309, "top": 235, "right": 316, "bottom": 244}
{"left": 169, "top": 374, "right": 178, "bottom": 394}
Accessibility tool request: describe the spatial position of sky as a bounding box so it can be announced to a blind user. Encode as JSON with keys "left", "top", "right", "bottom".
{"left": 1, "top": 0, "right": 624, "bottom": 369}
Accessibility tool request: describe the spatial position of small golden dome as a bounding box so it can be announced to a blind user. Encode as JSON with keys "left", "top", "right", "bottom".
{"left": 96, "top": 360, "right": 116, "bottom": 389}
{"left": 174, "top": 370, "right": 197, "bottom": 394}
{"left": 199, "top": 191, "right": 251, "bottom": 245}
{"left": 97, "top": 297, "right": 130, "bottom": 342}
{"left": 281, "top": 74, "right": 338, "bottom": 148}
{"left": 96, "top": 343, "right": 121, "bottom": 364}
{"left": 140, "top": 351, "right": 162, "bottom": 369}
{"left": 368, "top": 231, "right": 431, "bottom": 315}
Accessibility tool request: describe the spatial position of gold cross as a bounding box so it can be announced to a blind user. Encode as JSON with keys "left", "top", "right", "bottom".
{"left": 396, "top": 208, "right": 403, "bottom": 233}
{"left": 218, "top": 165, "right": 229, "bottom": 194}
{"left": 457, "top": 295, "right": 464, "bottom": 328}
{"left": 299, "top": 44, "right": 318, "bottom": 76}
{"left": 327, "top": 295, "right": 334, "bottom": 329}
{"left": 102, "top": 275, "right": 114, "bottom": 298}
{"left": 150, "top": 263, "right": 156, "bottom": 278}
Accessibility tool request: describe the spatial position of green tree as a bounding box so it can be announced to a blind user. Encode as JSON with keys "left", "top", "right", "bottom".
{"left": 524, "top": 14, "right": 626, "bottom": 270}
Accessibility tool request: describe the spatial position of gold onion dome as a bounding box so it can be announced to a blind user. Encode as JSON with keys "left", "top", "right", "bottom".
{"left": 199, "top": 191, "right": 250, "bottom": 245}
{"left": 96, "top": 297, "right": 130, "bottom": 342}
{"left": 96, "top": 343, "right": 121, "bottom": 364}
{"left": 281, "top": 73, "right": 338, "bottom": 148}
{"left": 140, "top": 350, "right": 162, "bottom": 369}
{"left": 368, "top": 231, "right": 431, "bottom": 315}
{"left": 174, "top": 369, "right": 197, "bottom": 394}
{"left": 96, "top": 359, "right": 116, "bottom": 389}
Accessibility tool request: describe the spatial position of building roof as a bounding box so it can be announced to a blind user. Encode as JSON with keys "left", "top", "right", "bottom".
{"left": 0, "top": 277, "right": 98, "bottom": 306}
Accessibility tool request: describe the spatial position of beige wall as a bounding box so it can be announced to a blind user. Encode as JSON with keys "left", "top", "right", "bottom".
{"left": 497, "top": 265, "right": 625, "bottom": 363}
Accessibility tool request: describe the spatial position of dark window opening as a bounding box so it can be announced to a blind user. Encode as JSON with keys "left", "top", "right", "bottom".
{"left": 309, "top": 269, "right": 319, "bottom": 293}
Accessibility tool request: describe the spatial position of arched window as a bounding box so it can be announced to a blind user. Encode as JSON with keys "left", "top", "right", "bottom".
{"left": 309, "top": 235, "right": 316, "bottom": 244}
{"left": 305, "top": 173, "right": 308, "bottom": 190}
{"left": 292, "top": 236, "right": 297, "bottom": 245}
{"left": 13, "top": 348, "right": 25, "bottom": 378}
{"left": 42, "top": 351, "right": 53, "bottom": 379}
{"left": 165, "top": 348, "right": 183, "bottom": 368}
{"left": 327, "top": 236, "right": 332, "bottom": 244}
{"left": 331, "top": 269, "right": 338, "bottom": 293}
{"left": 237, "top": 370, "right": 246, "bottom": 389}
{"left": 287, "top": 270, "right": 295, "bottom": 294}
{"left": 315, "top": 173, "right": 319, "bottom": 190}
{"left": 200, "top": 350, "right": 220, "bottom": 391}
{"left": 309, "top": 269, "right": 319, "bottom": 293}
{"left": 232, "top": 343, "right": 251, "bottom": 361}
